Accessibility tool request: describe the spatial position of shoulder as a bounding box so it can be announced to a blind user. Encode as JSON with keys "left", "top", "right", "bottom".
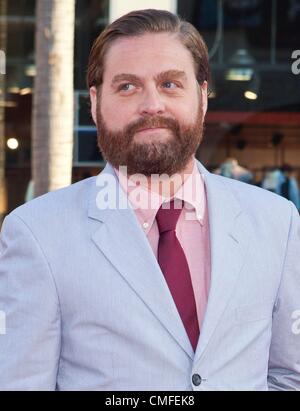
{"left": 208, "top": 173, "right": 293, "bottom": 219}
{"left": 9, "top": 177, "right": 96, "bottom": 227}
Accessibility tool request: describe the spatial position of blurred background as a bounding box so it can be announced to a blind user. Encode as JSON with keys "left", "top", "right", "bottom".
{"left": 0, "top": 0, "right": 300, "bottom": 226}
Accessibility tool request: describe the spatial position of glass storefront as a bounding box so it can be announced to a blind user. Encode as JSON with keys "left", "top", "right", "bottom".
{"left": 1, "top": 1, "right": 34, "bottom": 214}
{"left": 1, "top": 0, "right": 109, "bottom": 213}
{"left": 178, "top": 0, "right": 300, "bottom": 199}
{"left": 1, "top": 0, "right": 300, "bottom": 214}
{"left": 73, "top": 0, "right": 109, "bottom": 180}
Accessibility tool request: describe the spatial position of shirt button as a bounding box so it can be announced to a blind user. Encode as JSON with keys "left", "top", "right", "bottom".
{"left": 192, "top": 373, "right": 202, "bottom": 386}
{"left": 142, "top": 222, "right": 149, "bottom": 229}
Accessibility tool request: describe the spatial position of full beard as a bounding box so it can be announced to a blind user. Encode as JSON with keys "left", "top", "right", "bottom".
{"left": 96, "top": 105, "right": 204, "bottom": 176}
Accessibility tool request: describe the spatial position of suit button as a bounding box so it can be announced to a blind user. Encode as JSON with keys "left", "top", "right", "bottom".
{"left": 192, "top": 373, "right": 202, "bottom": 386}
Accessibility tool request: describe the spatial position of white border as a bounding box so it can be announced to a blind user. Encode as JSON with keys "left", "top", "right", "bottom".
{"left": 109, "top": 0, "right": 177, "bottom": 23}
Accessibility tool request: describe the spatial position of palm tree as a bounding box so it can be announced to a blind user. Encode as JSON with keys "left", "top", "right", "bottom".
{"left": 0, "top": 0, "right": 7, "bottom": 226}
{"left": 32, "top": 0, "right": 75, "bottom": 197}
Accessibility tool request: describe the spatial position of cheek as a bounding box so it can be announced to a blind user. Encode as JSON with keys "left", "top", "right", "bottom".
{"left": 170, "top": 90, "right": 200, "bottom": 123}
{"left": 171, "top": 102, "right": 198, "bottom": 124}
{"left": 100, "top": 96, "right": 135, "bottom": 130}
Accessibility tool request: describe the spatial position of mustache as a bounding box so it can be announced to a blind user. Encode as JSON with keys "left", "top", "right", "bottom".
{"left": 124, "top": 116, "right": 180, "bottom": 138}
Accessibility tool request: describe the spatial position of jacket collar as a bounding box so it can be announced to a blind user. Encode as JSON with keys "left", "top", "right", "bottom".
{"left": 88, "top": 161, "right": 250, "bottom": 361}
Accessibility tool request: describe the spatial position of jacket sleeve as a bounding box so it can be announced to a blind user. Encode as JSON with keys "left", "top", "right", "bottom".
{"left": 268, "top": 202, "right": 300, "bottom": 390}
{"left": 0, "top": 213, "right": 61, "bottom": 390}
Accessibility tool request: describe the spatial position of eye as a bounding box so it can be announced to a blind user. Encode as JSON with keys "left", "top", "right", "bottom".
{"left": 162, "top": 81, "right": 179, "bottom": 89}
{"left": 118, "top": 83, "right": 135, "bottom": 92}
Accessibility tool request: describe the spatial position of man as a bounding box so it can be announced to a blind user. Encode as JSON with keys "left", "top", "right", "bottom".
{"left": 215, "top": 158, "right": 253, "bottom": 184}
{"left": 280, "top": 164, "right": 300, "bottom": 210}
{"left": 0, "top": 9, "right": 299, "bottom": 391}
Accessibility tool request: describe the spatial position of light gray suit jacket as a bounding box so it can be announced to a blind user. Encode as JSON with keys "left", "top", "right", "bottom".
{"left": 0, "top": 161, "right": 299, "bottom": 390}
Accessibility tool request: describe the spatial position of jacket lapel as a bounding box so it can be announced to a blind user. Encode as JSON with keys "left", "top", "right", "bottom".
{"left": 87, "top": 161, "right": 250, "bottom": 362}
{"left": 194, "top": 161, "right": 251, "bottom": 362}
{"left": 88, "top": 163, "right": 194, "bottom": 359}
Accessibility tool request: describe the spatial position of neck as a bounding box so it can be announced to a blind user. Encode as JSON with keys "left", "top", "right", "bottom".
{"left": 146, "top": 157, "right": 195, "bottom": 198}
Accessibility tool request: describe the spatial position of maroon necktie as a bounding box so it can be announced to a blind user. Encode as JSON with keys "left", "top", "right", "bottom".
{"left": 156, "top": 200, "right": 200, "bottom": 351}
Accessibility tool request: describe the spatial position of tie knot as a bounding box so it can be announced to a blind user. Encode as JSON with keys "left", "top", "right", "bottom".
{"left": 156, "top": 200, "right": 183, "bottom": 234}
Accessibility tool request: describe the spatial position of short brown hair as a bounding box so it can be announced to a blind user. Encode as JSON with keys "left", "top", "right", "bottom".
{"left": 87, "top": 9, "right": 210, "bottom": 89}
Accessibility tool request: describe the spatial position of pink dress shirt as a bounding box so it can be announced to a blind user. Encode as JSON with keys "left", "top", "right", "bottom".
{"left": 114, "top": 159, "right": 211, "bottom": 330}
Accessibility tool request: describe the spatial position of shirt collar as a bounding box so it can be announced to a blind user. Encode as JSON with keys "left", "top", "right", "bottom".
{"left": 173, "top": 160, "right": 205, "bottom": 224}
{"left": 114, "top": 159, "right": 206, "bottom": 233}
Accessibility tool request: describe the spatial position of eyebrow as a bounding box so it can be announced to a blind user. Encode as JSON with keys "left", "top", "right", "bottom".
{"left": 110, "top": 70, "right": 188, "bottom": 87}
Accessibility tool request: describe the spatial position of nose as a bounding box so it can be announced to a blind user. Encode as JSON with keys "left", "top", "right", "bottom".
{"left": 138, "top": 86, "right": 166, "bottom": 116}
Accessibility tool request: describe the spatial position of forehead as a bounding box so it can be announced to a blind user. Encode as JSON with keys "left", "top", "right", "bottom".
{"left": 102, "top": 32, "right": 196, "bottom": 81}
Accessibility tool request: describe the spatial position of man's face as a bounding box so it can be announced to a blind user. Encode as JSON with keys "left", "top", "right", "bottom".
{"left": 90, "top": 32, "right": 207, "bottom": 176}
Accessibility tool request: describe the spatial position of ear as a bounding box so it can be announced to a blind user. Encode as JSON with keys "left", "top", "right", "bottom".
{"left": 200, "top": 81, "right": 208, "bottom": 116}
{"left": 89, "top": 86, "right": 98, "bottom": 125}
